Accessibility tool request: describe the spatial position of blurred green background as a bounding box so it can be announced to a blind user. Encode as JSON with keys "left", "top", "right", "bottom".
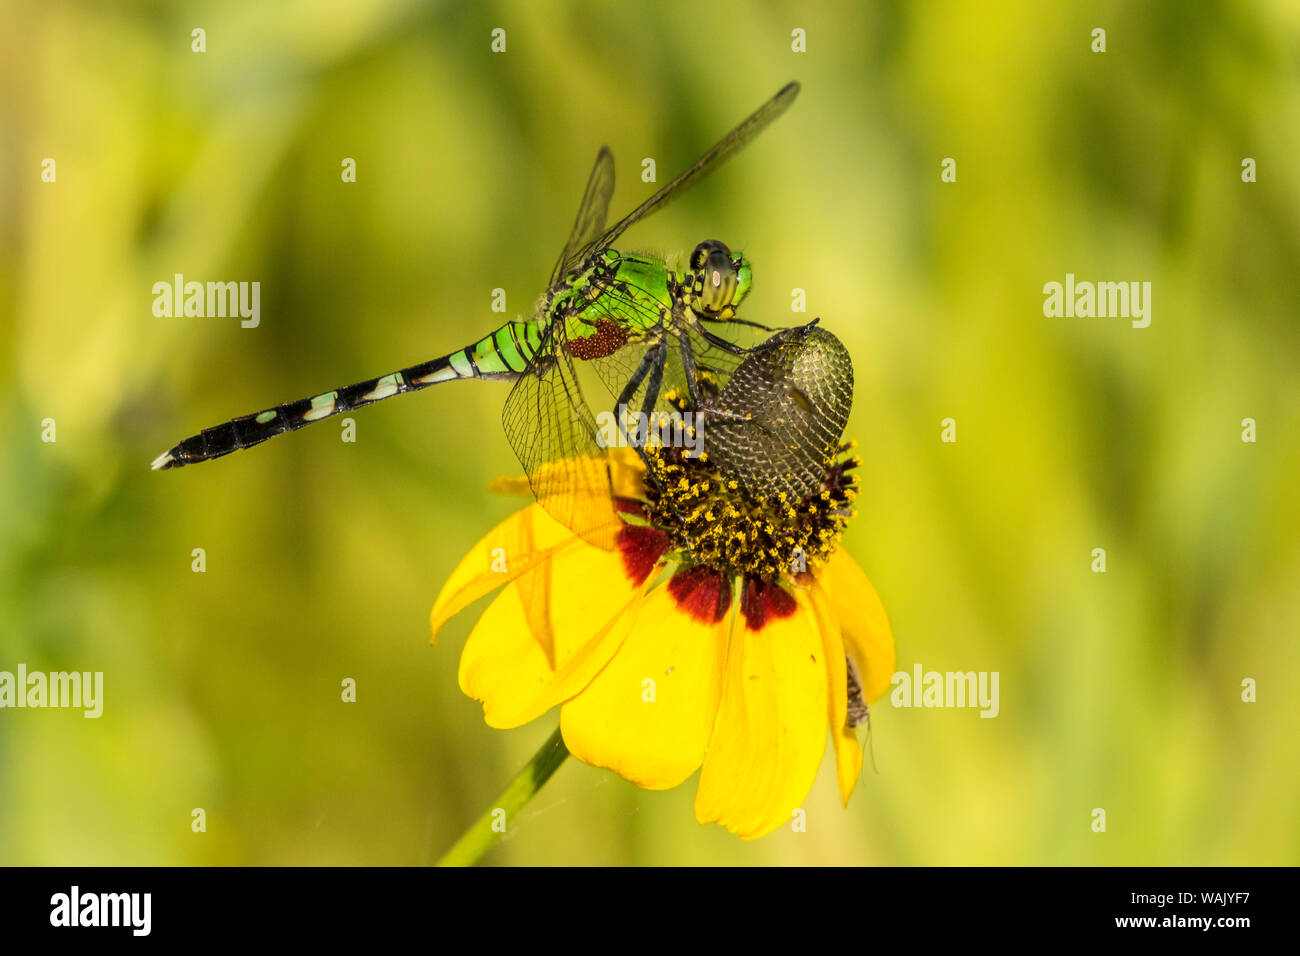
{"left": 2, "top": 0, "right": 1297, "bottom": 865}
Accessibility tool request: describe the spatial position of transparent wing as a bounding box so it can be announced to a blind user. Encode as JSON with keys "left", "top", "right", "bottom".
{"left": 501, "top": 320, "right": 623, "bottom": 551}
{"left": 565, "top": 274, "right": 758, "bottom": 416}
{"left": 549, "top": 147, "right": 616, "bottom": 286}
{"left": 586, "top": 82, "right": 800, "bottom": 255}
{"left": 582, "top": 316, "right": 751, "bottom": 422}
{"left": 704, "top": 324, "right": 854, "bottom": 500}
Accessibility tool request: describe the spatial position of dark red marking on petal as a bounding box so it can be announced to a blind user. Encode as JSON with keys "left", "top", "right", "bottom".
{"left": 616, "top": 524, "right": 669, "bottom": 586}
{"left": 666, "top": 565, "right": 731, "bottom": 624}
{"left": 566, "top": 319, "right": 629, "bottom": 360}
{"left": 613, "top": 496, "right": 647, "bottom": 516}
{"left": 740, "top": 578, "right": 765, "bottom": 631}
{"left": 740, "top": 576, "right": 798, "bottom": 632}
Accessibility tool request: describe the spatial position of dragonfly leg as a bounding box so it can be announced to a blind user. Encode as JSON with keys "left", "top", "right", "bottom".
{"left": 639, "top": 340, "right": 667, "bottom": 420}
{"left": 625, "top": 339, "right": 676, "bottom": 498}
{"left": 614, "top": 346, "right": 657, "bottom": 414}
{"left": 695, "top": 316, "right": 821, "bottom": 356}
{"left": 694, "top": 323, "right": 754, "bottom": 355}
{"left": 698, "top": 314, "right": 779, "bottom": 333}
{"left": 679, "top": 330, "right": 739, "bottom": 417}
{"left": 632, "top": 340, "right": 668, "bottom": 448}
{"left": 676, "top": 328, "right": 753, "bottom": 425}
{"left": 677, "top": 328, "right": 706, "bottom": 410}
{"left": 611, "top": 339, "right": 669, "bottom": 449}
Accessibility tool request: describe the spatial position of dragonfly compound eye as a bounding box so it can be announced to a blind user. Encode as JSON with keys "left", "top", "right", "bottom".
{"left": 689, "top": 240, "right": 722, "bottom": 271}
{"left": 698, "top": 249, "right": 739, "bottom": 315}
{"left": 730, "top": 255, "right": 753, "bottom": 311}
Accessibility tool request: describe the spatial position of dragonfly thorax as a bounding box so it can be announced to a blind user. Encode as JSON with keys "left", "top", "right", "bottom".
{"left": 552, "top": 250, "right": 673, "bottom": 360}
{"left": 549, "top": 242, "right": 753, "bottom": 363}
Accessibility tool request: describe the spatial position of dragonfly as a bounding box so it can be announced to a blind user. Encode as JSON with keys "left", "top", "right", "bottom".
{"left": 153, "top": 82, "right": 803, "bottom": 548}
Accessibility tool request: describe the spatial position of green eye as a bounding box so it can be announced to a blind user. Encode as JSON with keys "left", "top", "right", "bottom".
{"left": 731, "top": 258, "right": 752, "bottom": 308}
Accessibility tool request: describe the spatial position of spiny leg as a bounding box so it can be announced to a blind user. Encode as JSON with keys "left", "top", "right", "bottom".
{"left": 638, "top": 339, "right": 668, "bottom": 434}
{"left": 678, "top": 328, "right": 705, "bottom": 409}
{"left": 694, "top": 323, "right": 757, "bottom": 356}
{"left": 610, "top": 343, "right": 661, "bottom": 451}
{"left": 698, "top": 314, "right": 780, "bottom": 334}
{"left": 678, "top": 327, "right": 750, "bottom": 425}
{"left": 694, "top": 315, "right": 821, "bottom": 357}
{"left": 627, "top": 340, "right": 669, "bottom": 483}
{"left": 613, "top": 346, "right": 659, "bottom": 417}
{"left": 619, "top": 340, "right": 669, "bottom": 450}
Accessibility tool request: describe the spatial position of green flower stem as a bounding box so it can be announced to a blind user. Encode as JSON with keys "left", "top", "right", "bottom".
{"left": 435, "top": 725, "right": 570, "bottom": 867}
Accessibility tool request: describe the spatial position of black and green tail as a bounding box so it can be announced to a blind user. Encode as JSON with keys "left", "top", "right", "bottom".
{"left": 151, "top": 320, "right": 543, "bottom": 469}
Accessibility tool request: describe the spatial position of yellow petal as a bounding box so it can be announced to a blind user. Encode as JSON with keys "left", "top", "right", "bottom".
{"left": 694, "top": 587, "right": 828, "bottom": 839}
{"left": 527, "top": 453, "right": 626, "bottom": 552}
{"left": 808, "top": 582, "right": 862, "bottom": 806}
{"left": 458, "top": 540, "right": 651, "bottom": 729}
{"left": 820, "top": 548, "right": 896, "bottom": 702}
{"left": 607, "top": 447, "right": 646, "bottom": 499}
{"left": 560, "top": 581, "right": 728, "bottom": 790}
{"left": 430, "top": 503, "right": 578, "bottom": 643}
{"left": 492, "top": 449, "right": 644, "bottom": 501}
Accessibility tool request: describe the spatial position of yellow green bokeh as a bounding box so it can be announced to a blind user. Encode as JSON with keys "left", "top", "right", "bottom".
{"left": 1, "top": 0, "right": 1297, "bottom": 865}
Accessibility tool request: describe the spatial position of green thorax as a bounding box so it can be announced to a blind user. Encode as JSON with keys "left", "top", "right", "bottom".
{"left": 550, "top": 249, "right": 676, "bottom": 361}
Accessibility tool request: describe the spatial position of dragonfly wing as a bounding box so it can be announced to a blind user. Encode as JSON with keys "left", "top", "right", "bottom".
{"left": 590, "top": 82, "right": 800, "bottom": 253}
{"left": 705, "top": 325, "right": 854, "bottom": 500}
{"left": 501, "top": 320, "right": 623, "bottom": 551}
{"left": 548, "top": 147, "right": 616, "bottom": 287}
{"left": 583, "top": 322, "right": 748, "bottom": 420}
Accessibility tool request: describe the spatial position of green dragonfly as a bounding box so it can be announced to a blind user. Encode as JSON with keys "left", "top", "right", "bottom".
{"left": 153, "top": 82, "right": 802, "bottom": 547}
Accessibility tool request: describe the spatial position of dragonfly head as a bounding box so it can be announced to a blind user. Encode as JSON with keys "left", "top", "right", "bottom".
{"left": 689, "top": 240, "right": 751, "bottom": 318}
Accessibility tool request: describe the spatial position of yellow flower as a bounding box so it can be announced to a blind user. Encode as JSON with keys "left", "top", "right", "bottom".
{"left": 430, "top": 445, "right": 894, "bottom": 839}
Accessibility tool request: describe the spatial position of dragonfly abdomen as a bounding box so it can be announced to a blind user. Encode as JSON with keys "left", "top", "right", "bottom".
{"left": 151, "top": 319, "right": 543, "bottom": 469}
{"left": 464, "top": 319, "right": 544, "bottom": 376}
